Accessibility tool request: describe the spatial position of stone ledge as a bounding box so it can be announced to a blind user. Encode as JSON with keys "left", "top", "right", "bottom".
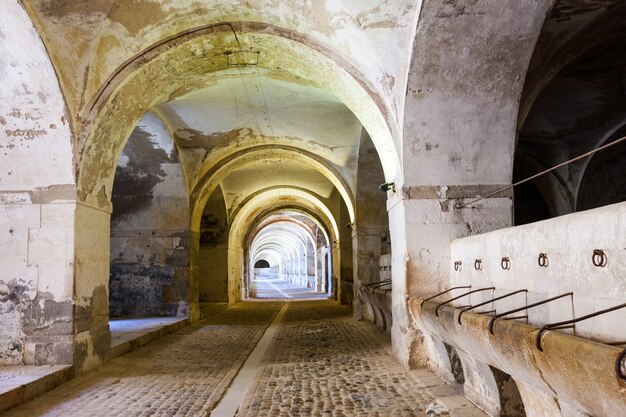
{"left": 0, "top": 365, "right": 73, "bottom": 413}
{"left": 110, "top": 317, "right": 189, "bottom": 359}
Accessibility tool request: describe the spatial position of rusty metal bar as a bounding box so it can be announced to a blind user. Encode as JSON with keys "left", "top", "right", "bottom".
{"left": 503, "top": 315, "right": 528, "bottom": 321}
{"left": 368, "top": 280, "right": 392, "bottom": 290}
{"left": 488, "top": 292, "right": 573, "bottom": 335}
{"left": 371, "top": 284, "right": 392, "bottom": 294}
{"left": 457, "top": 289, "right": 528, "bottom": 325}
{"left": 361, "top": 279, "right": 391, "bottom": 291}
{"left": 617, "top": 348, "right": 626, "bottom": 380}
{"left": 536, "top": 302, "right": 626, "bottom": 351}
{"left": 418, "top": 286, "right": 472, "bottom": 307}
{"left": 435, "top": 287, "right": 495, "bottom": 317}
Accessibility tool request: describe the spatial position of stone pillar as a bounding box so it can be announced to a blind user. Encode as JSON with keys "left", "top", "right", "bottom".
{"left": 353, "top": 128, "right": 390, "bottom": 319}
{"left": 393, "top": 0, "right": 552, "bottom": 367}
{"left": 73, "top": 203, "right": 112, "bottom": 374}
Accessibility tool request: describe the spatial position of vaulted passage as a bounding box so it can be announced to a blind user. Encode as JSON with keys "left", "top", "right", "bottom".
{"left": 1, "top": 1, "right": 625, "bottom": 416}
{"left": 245, "top": 211, "right": 332, "bottom": 300}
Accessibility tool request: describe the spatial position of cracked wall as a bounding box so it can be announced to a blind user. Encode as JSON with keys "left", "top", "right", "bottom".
{"left": 199, "top": 186, "right": 229, "bottom": 303}
{"left": 109, "top": 112, "right": 190, "bottom": 317}
{"left": 0, "top": 2, "right": 76, "bottom": 366}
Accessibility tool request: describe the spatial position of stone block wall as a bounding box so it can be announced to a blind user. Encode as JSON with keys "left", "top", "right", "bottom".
{"left": 110, "top": 231, "right": 190, "bottom": 317}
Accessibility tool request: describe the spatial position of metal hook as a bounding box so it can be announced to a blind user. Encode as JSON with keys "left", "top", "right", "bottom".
{"left": 488, "top": 292, "right": 573, "bottom": 335}
{"left": 535, "top": 302, "right": 626, "bottom": 351}
{"left": 457, "top": 289, "right": 528, "bottom": 325}
{"left": 434, "top": 287, "right": 495, "bottom": 317}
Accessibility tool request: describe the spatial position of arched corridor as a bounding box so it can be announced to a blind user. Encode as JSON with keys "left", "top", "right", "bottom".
{"left": 1, "top": 1, "right": 625, "bottom": 416}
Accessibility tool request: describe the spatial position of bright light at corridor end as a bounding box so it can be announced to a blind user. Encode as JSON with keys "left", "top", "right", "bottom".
{"left": 246, "top": 211, "right": 333, "bottom": 300}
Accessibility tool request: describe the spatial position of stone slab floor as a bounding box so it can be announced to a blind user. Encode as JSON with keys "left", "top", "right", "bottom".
{"left": 0, "top": 301, "right": 485, "bottom": 417}
{"left": 249, "top": 279, "right": 329, "bottom": 300}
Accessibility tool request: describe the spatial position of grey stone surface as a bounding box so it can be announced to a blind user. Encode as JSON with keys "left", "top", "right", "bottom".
{"left": 1, "top": 301, "right": 484, "bottom": 417}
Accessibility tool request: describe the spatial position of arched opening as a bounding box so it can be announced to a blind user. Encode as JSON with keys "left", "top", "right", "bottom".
{"left": 109, "top": 112, "right": 190, "bottom": 319}
{"left": 246, "top": 211, "right": 331, "bottom": 300}
{"left": 516, "top": 4, "right": 626, "bottom": 221}
{"left": 108, "top": 111, "right": 190, "bottom": 349}
{"left": 254, "top": 260, "right": 270, "bottom": 269}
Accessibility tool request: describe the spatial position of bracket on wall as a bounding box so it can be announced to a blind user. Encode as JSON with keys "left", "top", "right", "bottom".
{"left": 535, "top": 302, "right": 626, "bottom": 351}
{"left": 457, "top": 289, "right": 528, "bottom": 325}
{"left": 474, "top": 259, "right": 482, "bottom": 270}
{"left": 418, "top": 286, "right": 471, "bottom": 308}
{"left": 434, "top": 287, "right": 495, "bottom": 317}
{"left": 488, "top": 292, "right": 573, "bottom": 335}
{"left": 592, "top": 249, "right": 607, "bottom": 267}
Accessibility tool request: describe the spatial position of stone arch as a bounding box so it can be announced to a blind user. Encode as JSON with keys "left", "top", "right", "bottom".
{"left": 516, "top": 11, "right": 626, "bottom": 220}
{"left": 76, "top": 22, "right": 401, "bottom": 213}
{"left": 190, "top": 145, "right": 356, "bottom": 232}
{"left": 245, "top": 210, "right": 333, "bottom": 297}
{"left": 517, "top": 1, "right": 626, "bottom": 132}
{"left": 227, "top": 188, "right": 340, "bottom": 303}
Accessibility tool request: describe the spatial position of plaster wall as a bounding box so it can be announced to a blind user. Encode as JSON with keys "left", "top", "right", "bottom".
{"left": 353, "top": 129, "right": 390, "bottom": 320}
{"left": 198, "top": 187, "right": 229, "bottom": 303}
{"left": 0, "top": 2, "right": 76, "bottom": 366}
{"left": 199, "top": 245, "right": 229, "bottom": 303}
{"left": 450, "top": 201, "right": 626, "bottom": 343}
{"left": 392, "top": 0, "right": 555, "bottom": 368}
{"left": 109, "top": 113, "right": 190, "bottom": 318}
{"left": 0, "top": 2, "right": 74, "bottom": 191}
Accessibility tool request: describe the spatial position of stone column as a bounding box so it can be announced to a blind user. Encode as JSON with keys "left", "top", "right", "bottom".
{"left": 392, "top": 0, "right": 552, "bottom": 367}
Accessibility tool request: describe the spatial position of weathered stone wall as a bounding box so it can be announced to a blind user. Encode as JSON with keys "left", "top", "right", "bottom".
{"left": 353, "top": 129, "right": 390, "bottom": 320}
{"left": 392, "top": 0, "right": 554, "bottom": 368}
{"left": 0, "top": 2, "right": 76, "bottom": 366}
{"left": 109, "top": 112, "right": 190, "bottom": 318}
{"left": 199, "top": 186, "right": 229, "bottom": 303}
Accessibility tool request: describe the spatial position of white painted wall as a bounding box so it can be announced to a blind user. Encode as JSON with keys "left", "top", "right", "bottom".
{"left": 451, "top": 202, "right": 626, "bottom": 343}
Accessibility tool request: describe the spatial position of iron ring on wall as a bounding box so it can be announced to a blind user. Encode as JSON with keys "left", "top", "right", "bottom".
{"left": 592, "top": 249, "right": 607, "bottom": 267}
{"left": 538, "top": 253, "right": 549, "bottom": 267}
{"left": 474, "top": 259, "right": 482, "bottom": 270}
{"left": 501, "top": 257, "right": 511, "bottom": 270}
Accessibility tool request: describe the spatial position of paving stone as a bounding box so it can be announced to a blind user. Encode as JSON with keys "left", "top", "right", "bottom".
{"left": 237, "top": 301, "right": 485, "bottom": 417}
{"left": 1, "top": 301, "right": 486, "bottom": 417}
{"left": 0, "top": 303, "right": 282, "bottom": 417}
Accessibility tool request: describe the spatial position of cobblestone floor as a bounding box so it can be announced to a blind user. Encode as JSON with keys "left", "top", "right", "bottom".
{"left": 1, "top": 303, "right": 282, "bottom": 417}
{"left": 237, "top": 301, "right": 480, "bottom": 417}
{"left": 1, "top": 301, "right": 484, "bottom": 417}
